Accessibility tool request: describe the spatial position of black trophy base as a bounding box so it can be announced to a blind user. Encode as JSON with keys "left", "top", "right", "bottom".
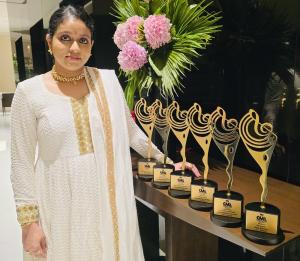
{"left": 137, "top": 158, "right": 157, "bottom": 182}
{"left": 168, "top": 169, "right": 193, "bottom": 198}
{"left": 211, "top": 190, "right": 244, "bottom": 228}
{"left": 210, "top": 212, "right": 243, "bottom": 228}
{"left": 138, "top": 174, "right": 153, "bottom": 182}
{"left": 189, "top": 179, "right": 218, "bottom": 211}
{"left": 168, "top": 188, "right": 191, "bottom": 198}
{"left": 152, "top": 181, "right": 170, "bottom": 189}
{"left": 242, "top": 202, "right": 285, "bottom": 245}
{"left": 151, "top": 163, "right": 174, "bottom": 189}
{"left": 242, "top": 227, "right": 284, "bottom": 245}
{"left": 189, "top": 200, "right": 212, "bottom": 211}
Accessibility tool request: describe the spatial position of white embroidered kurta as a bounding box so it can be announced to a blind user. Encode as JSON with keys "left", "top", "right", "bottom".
{"left": 10, "top": 68, "right": 165, "bottom": 261}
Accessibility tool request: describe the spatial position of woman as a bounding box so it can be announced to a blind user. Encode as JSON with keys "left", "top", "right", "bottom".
{"left": 11, "top": 5, "right": 200, "bottom": 261}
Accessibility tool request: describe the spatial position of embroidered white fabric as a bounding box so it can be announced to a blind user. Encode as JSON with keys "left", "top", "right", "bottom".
{"left": 10, "top": 69, "right": 166, "bottom": 261}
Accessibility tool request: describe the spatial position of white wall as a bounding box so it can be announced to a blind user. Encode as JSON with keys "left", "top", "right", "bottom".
{"left": 7, "top": 0, "right": 60, "bottom": 32}
{"left": 41, "top": 0, "right": 61, "bottom": 29}
{"left": 7, "top": 0, "right": 42, "bottom": 31}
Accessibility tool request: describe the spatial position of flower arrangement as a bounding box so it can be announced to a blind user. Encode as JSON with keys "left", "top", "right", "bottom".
{"left": 112, "top": 0, "right": 222, "bottom": 109}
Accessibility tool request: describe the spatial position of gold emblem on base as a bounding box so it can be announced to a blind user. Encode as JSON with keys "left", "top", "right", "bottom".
{"left": 191, "top": 186, "right": 215, "bottom": 203}
{"left": 245, "top": 210, "right": 278, "bottom": 234}
{"left": 170, "top": 175, "right": 192, "bottom": 191}
{"left": 153, "top": 167, "right": 173, "bottom": 183}
{"left": 138, "top": 160, "right": 157, "bottom": 176}
{"left": 213, "top": 198, "right": 242, "bottom": 219}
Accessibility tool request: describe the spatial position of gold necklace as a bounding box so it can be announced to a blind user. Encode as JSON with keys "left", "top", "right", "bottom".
{"left": 51, "top": 65, "right": 85, "bottom": 85}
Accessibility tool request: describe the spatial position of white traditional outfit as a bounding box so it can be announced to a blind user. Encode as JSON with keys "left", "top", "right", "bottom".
{"left": 11, "top": 67, "right": 165, "bottom": 261}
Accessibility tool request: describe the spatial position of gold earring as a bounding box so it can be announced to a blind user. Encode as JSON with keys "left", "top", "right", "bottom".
{"left": 48, "top": 49, "right": 53, "bottom": 55}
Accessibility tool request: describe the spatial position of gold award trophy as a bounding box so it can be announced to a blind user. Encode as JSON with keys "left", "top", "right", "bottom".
{"left": 167, "top": 101, "right": 193, "bottom": 198}
{"left": 187, "top": 103, "right": 218, "bottom": 211}
{"left": 239, "top": 109, "right": 284, "bottom": 245}
{"left": 152, "top": 100, "right": 174, "bottom": 189}
{"left": 210, "top": 107, "right": 244, "bottom": 227}
{"left": 135, "top": 98, "right": 157, "bottom": 181}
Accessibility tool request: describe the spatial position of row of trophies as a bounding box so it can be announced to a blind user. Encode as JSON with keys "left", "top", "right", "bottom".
{"left": 135, "top": 98, "right": 284, "bottom": 246}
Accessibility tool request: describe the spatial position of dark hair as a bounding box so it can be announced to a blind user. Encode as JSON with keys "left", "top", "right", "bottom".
{"left": 48, "top": 5, "right": 94, "bottom": 39}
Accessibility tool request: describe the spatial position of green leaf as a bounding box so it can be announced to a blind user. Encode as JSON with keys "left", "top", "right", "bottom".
{"left": 124, "top": 82, "right": 137, "bottom": 110}
{"left": 149, "top": 56, "right": 163, "bottom": 77}
{"left": 148, "top": 46, "right": 170, "bottom": 77}
{"left": 111, "top": 0, "right": 148, "bottom": 21}
{"left": 149, "top": 0, "right": 166, "bottom": 14}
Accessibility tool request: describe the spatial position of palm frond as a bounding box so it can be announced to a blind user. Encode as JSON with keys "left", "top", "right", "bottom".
{"left": 111, "top": 0, "right": 148, "bottom": 22}
{"left": 149, "top": 0, "right": 166, "bottom": 14}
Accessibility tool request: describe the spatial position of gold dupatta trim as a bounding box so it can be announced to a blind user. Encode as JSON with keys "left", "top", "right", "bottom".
{"left": 85, "top": 67, "right": 120, "bottom": 261}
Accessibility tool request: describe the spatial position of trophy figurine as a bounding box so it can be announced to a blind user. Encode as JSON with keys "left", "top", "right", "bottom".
{"left": 210, "top": 107, "right": 244, "bottom": 227}
{"left": 239, "top": 109, "right": 284, "bottom": 245}
{"left": 167, "top": 101, "right": 193, "bottom": 198}
{"left": 187, "top": 103, "right": 218, "bottom": 211}
{"left": 151, "top": 100, "right": 174, "bottom": 189}
{"left": 134, "top": 98, "right": 157, "bottom": 181}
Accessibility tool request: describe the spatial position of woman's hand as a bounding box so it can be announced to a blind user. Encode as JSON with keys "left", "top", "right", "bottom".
{"left": 174, "top": 162, "right": 201, "bottom": 177}
{"left": 22, "top": 222, "right": 47, "bottom": 259}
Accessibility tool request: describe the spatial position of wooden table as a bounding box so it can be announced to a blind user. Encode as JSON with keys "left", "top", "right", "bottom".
{"left": 134, "top": 165, "right": 300, "bottom": 260}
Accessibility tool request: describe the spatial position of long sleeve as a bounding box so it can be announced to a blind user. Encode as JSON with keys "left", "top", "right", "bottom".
{"left": 10, "top": 84, "right": 39, "bottom": 227}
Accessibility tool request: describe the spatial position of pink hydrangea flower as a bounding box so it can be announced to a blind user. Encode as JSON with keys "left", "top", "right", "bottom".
{"left": 113, "top": 16, "right": 144, "bottom": 50}
{"left": 117, "top": 41, "right": 148, "bottom": 71}
{"left": 144, "top": 15, "right": 172, "bottom": 49}
{"left": 113, "top": 23, "right": 128, "bottom": 49}
{"left": 126, "top": 15, "right": 144, "bottom": 42}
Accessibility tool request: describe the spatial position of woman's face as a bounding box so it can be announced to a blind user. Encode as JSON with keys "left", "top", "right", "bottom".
{"left": 47, "top": 18, "right": 93, "bottom": 73}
